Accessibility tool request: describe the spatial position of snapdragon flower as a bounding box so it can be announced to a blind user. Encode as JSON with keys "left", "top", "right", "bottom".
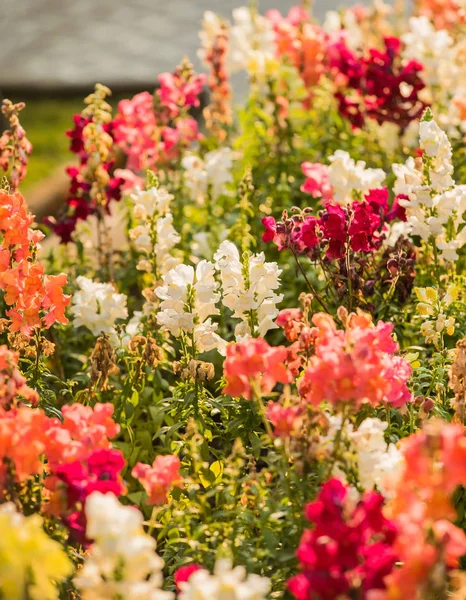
{"left": 71, "top": 276, "right": 128, "bottom": 339}
{"left": 351, "top": 418, "right": 404, "bottom": 498}
{"left": 178, "top": 558, "right": 270, "bottom": 600}
{"left": 182, "top": 148, "right": 233, "bottom": 203}
{"left": 74, "top": 492, "right": 173, "bottom": 600}
{"left": 414, "top": 285, "right": 459, "bottom": 348}
{"left": 402, "top": 17, "right": 456, "bottom": 93}
{"left": 328, "top": 150, "right": 385, "bottom": 206}
{"left": 214, "top": 240, "right": 283, "bottom": 339}
{"left": 0, "top": 503, "right": 72, "bottom": 600}
{"left": 319, "top": 416, "right": 404, "bottom": 498}
{"left": 155, "top": 261, "right": 226, "bottom": 355}
{"left": 228, "top": 7, "right": 275, "bottom": 74}
{"left": 129, "top": 186, "right": 180, "bottom": 276}
{"left": 393, "top": 113, "right": 466, "bottom": 261}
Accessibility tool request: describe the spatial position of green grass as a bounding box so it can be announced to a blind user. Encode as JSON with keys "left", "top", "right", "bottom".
{"left": 11, "top": 97, "right": 83, "bottom": 190}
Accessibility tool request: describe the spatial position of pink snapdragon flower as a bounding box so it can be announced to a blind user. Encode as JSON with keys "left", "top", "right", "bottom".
{"left": 132, "top": 454, "right": 182, "bottom": 505}
{"left": 267, "top": 402, "right": 304, "bottom": 438}
{"left": 300, "top": 163, "right": 333, "bottom": 201}
{"left": 299, "top": 311, "right": 412, "bottom": 410}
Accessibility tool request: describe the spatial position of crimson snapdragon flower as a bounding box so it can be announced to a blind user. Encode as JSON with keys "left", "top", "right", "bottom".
{"left": 55, "top": 447, "right": 126, "bottom": 544}
{"left": 328, "top": 36, "right": 428, "bottom": 130}
{"left": 262, "top": 188, "right": 391, "bottom": 261}
{"left": 287, "top": 479, "right": 398, "bottom": 600}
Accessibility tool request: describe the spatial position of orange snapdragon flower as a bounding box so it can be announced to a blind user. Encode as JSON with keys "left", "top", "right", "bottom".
{"left": 0, "top": 190, "right": 71, "bottom": 335}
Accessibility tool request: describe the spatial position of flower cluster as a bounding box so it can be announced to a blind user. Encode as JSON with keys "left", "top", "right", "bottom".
{"left": 223, "top": 337, "right": 291, "bottom": 400}
{"left": 288, "top": 478, "right": 398, "bottom": 600}
{"left": 263, "top": 187, "right": 393, "bottom": 261}
{"left": 0, "top": 100, "right": 32, "bottom": 191}
{"left": 74, "top": 492, "right": 173, "bottom": 600}
{"left": 402, "top": 17, "right": 457, "bottom": 106}
{"left": 0, "top": 190, "right": 70, "bottom": 335}
{"left": 214, "top": 240, "right": 283, "bottom": 339}
{"left": 47, "top": 85, "right": 124, "bottom": 243}
{"left": 394, "top": 113, "right": 466, "bottom": 261}
{"left": 113, "top": 60, "right": 205, "bottom": 172}
{"left": 266, "top": 401, "right": 304, "bottom": 438}
{"left": 418, "top": 0, "right": 466, "bottom": 29}
{"left": 350, "top": 418, "right": 403, "bottom": 498}
{"left": 299, "top": 311, "right": 412, "bottom": 410}
{"left": 414, "top": 284, "right": 459, "bottom": 347}
{"left": 129, "top": 185, "right": 181, "bottom": 276}
{"left": 384, "top": 421, "right": 466, "bottom": 598}
{"left": 0, "top": 345, "right": 38, "bottom": 407}
{"left": 132, "top": 454, "right": 181, "bottom": 505}
{"left": 0, "top": 400, "right": 121, "bottom": 543}
{"left": 199, "top": 13, "right": 232, "bottom": 139}
{"left": 329, "top": 35, "right": 427, "bottom": 130}
{"left": 0, "top": 503, "right": 72, "bottom": 600}
{"left": 182, "top": 148, "right": 233, "bottom": 203}
{"left": 267, "top": 7, "right": 326, "bottom": 96}
{"left": 224, "top": 7, "right": 275, "bottom": 75}
{"left": 155, "top": 261, "right": 226, "bottom": 354}
{"left": 54, "top": 448, "right": 126, "bottom": 544}
{"left": 71, "top": 276, "right": 128, "bottom": 339}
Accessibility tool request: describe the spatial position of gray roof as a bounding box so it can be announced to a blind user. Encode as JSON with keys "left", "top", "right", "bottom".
{"left": 1, "top": 0, "right": 356, "bottom": 90}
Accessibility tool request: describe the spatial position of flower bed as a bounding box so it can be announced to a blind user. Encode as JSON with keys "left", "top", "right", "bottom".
{"left": 2, "top": 1, "right": 466, "bottom": 598}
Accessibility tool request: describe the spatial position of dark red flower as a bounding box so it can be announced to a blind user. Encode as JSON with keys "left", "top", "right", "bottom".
{"left": 329, "top": 36, "right": 428, "bottom": 129}
{"left": 55, "top": 448, "right": 125, "bottom": 544}
{"left": 287, "top": 479, "right": 399, "bottom": 600}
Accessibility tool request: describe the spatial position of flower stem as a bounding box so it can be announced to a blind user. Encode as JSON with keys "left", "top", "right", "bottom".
{"left": 292, "top": 252, "right": 329, "bottom": 312}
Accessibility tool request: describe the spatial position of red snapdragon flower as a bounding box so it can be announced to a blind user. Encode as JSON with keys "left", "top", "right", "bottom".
{"left": 55, "top": 448, "right": 126, "bottom": 544}
{"left": 329, "top": 36, "right": 428, "bottom": 130}
{"left": 287, "top": 479, "right": 398, "bottom": 600}
{"left": 265, "top": 187, "right": 393, "bottom": 261}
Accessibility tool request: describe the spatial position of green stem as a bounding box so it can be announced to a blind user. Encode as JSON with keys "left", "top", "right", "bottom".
{"left": 292, "top": 252, "right": 329, "bottom": 312}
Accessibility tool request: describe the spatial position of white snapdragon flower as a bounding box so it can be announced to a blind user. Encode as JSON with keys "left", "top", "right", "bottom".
{"left": 214, "top": 240, "right": 283, "bottom": 340}
{"left": 393, "top": 115, "right": 466, "bottom": 261}
{"left": 129, "top": 186, "right": 181, "bottom": 276}
{"left": 179, "top": 559, "right": 270, "bottom": 600}
{"left": 322, "top": 9, "right": 363, "bottom": 50}
{"left": 130, "top": 187, "right": 173, "bottom": 220}
{"left": 328, "top": 150, "right": 385, "bottom": 205}
{"left": 181, "top": 155, "right": 208, "bottom": 203}
{"left": 71, "top": 276, "right": 128, "bottom": 338}
{"left": 74, "top": 493, "right": 173, "bottom": 600}
{"left": 199, "top": 7, "right": 275, "bottom": 77}
{"left": 318, "top": 416, "right": 403, "bottom": 498}
{"left": 155, "top": 261, "right": 226, "bottom": 354}
{"left": 228, "top": 7, "right": 275, "bottom": 74}
{"left": 402, "top": 17, "right": 456, "bottom": 91}
{"left": 182, "top": 148, "right": 234, "bottom": 203}
{"left": 350, "top": 418, "right": 404, "bottom": 498}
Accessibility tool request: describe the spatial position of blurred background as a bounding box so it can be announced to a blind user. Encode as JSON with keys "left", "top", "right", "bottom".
{"left": 0, "top": 0, "right": 356, "bottom": 217}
